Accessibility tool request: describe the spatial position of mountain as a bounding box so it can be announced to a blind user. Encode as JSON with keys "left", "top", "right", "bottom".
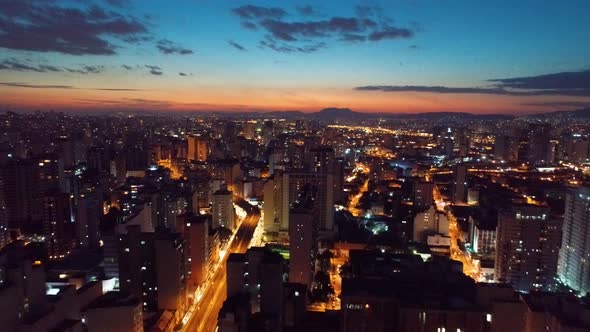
{"left": 531, "top": 107, "right": 590, "bottom": 119}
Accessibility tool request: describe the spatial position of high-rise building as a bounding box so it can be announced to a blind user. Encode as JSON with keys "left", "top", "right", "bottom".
{"left": 495, "top": 205, "right": 562, "bottom": 292}
{"left": 187, "top": 135, "right": 209, "bottom": 162}
{"left": 413, "top": 181, "right": 434, "bottom": 209}
{"left": 43, "top": 193, "right": 75, "bottom": 259}
{"left": 528, "top": 124, "right": 554, "bottom": 165}
{"left": 242, "top": 120, "right": 258, "bottom": 140}
{"left": 453, "top": 164, "right": 468, "bottom": 204}
{"left": 180, "top": 214, "right": 209, "bottom": 295}
{"left": 76, "top": 193, "right": 101, "bottom": 248}
{"left": 558, "top": 186, "right": 590, "bottom": 295}
{"left": 118, "top": 226, "right": 187, "bottom": 316}
{"left": 226, "top": 247, "right": 285, "bottom": 325}
{"left": 155, "top": 232, "right": 187, "bottom": 315}
{"left": 413, "top": 205, "right": 449, "bottom": 242}
{"left": 494, "top": 135, "right": 519, "bottom": 162}
{"left": 288, "top": 186, "right": 317, "bottom": 289}
{"left": 212, "top": 186, "right": 235, "bottom": 230}
{"left": 263, "top": 171, "right": 334, "bottom": 238}
{"left": 83, "top": 292, "right": 144, "bottom": 332}
{"left": 0, "top": 159, "right": 37, "bottom": 231}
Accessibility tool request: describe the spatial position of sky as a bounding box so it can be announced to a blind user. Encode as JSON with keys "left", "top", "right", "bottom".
{"left": 1, "top": 0, "right": 589, "bottom": 114}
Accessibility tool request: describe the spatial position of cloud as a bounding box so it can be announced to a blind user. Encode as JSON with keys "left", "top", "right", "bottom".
{"left": 233, "top": 5, "right": 287, "bottom": 19}
{"left": 241, "top": 21, "right": 258, "bottom": 30}
{"left": 121, "top": 64, "right": 134, "bottom": 70}
{"left": 66, "top": 65, "right": 105, "bottom": 74}
{"left": 178, "top": 72, "right": 194, "bottom": 76}
{"left": 0, "top": 58, "right": 62, "bottom": 73}
{"left": 259, "top": 39, "right": 326, "bottom": 53}
{"left": 522, "top": 101, "right": 590, "bottom": 108}
{"left": 105, "top": 0, "right": 130, "bottom": 7}
{"left": 156, "top": 39, "right": 194, "bottom": 55}
{"left": 354, "top": 85, "right": 590, "bottom": 96}
{"left": 233, "top": 5, "right": 416, "bottom": 53}
{"left": 228, "top": 40, "right": 247, "bottom": 51}
{"left": 0, "top": 82, "right": 75, "bottom": 89}
{"left": 145, "top": 65, "right": 163, "bottom": 75}
{"left": 0, "top": 58, "right": 105, "bottom": 74}
{"left": 0, "top": 1, "right": 150, "bottom": 55}
{"left": 0, "top": 81, "right": 145, "bottom": 91}
{"left": 368, "top": 27, "right": 413, "bottom": 41}
{"left": 356, "top": 70, "right": 590, "bottom": 97}
{"left": 296, "top": 5, "right": 315, "bottom": 16}
{"left": 409, "top": 44, "right": 419, "bottom": 49}
{"left": 489, "top": 70, "right": 590, "bottom": 90}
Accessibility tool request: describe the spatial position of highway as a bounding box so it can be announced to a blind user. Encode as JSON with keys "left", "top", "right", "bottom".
{"left": 182, "top": 201, "right": 260, "bottom": 332}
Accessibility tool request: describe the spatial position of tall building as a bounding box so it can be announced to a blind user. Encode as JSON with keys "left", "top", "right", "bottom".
{"left": 333, "top": 157, "right": 345, "bottom": 203}
{"left": 263, "top": 171, "right": 334, "bottom": 239}
{"left": 494, "top": 135, "right": 519, "bottom": 162}
{"left": 155, "top": 232, "right": 187, "bottom": 315}
{"left": 0, "top": 159, "right": 37, "bottom": 231}
{"left": 43, "top": 193, "right": 75, "bottom": 259}
{"left": 288, "top": 185, "right": 317, "bottom": 289}
{"left": 528, "top": 124, "right": 553, "bottom": 165}
{"left": 263, "top": 172, "right": 289, "bottom": 237}
{"left": 187, "top": 135, "right": 209, "bottom": 162}
{"left": 413, "top": 205, "right": 449, "bottom": 242}
{"left": 413, "top": 181, "right": 434, "bottom": 209}
{"left": 83, "top": 292, "right": 144, "bottom": 332}
{"left": 180, "top": 214, "right": 209, "bottom": 295}
{"left": 118, "top": 226, "right": 187, "bottom": 317}
{"left": 495, "top": 205, "right": 562, "bottom": 292}
{"left": 558, "top": 186, "right": 590, "bottom": 295}
{"left": 242, "top": 120, "right": 258, "bottom": 140}
{"left": 226, "top": 247, "right": 285, "bottom": 326}
{"left": 212, "top": 186, "right": 235, "bottom": 230}
{"left": 453, "top": 164, "right": 468, "bottom": 204}
{"left": 310, "top": 146, "right": 334, "bottom": 174}
{"left": 76, "top": 193, "right": 101, "bottom": 248}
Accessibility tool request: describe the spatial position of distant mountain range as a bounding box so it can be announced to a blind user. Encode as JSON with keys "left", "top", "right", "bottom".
{"left": 260, "top": 107, "right": 590, "bottom": 121}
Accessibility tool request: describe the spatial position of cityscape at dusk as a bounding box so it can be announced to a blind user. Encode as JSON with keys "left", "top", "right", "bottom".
{"left": 1, "top": 0, "right": 590, "bottom": 114}
{"left": 3, "top": 1, "right": 590, "bottom": 332}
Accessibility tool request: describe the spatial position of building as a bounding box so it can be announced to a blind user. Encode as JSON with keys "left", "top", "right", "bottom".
{"left": 495, "top": 205, "right": 562, "bottom": 292}
{"left": 83, "top": 292, "right": 143, "bottom": 332}
{"left": 43, "top": 193, "right": 75, "bottom": 259}
{"left": 212, "top": 186, "right": 235, "bottom": 230}
{"left": 288, "top": 186, "right": 317, "bottom": 289}
{"left": 470, "top": 215, "right": 497, "bottom": 255}
{"left": 453, "top": 164, "right": 468, "bottom": 204}
{"left": 413, "top": 181, "right": 434, "bottom": 209}
{"left": 76, "top": 194, "right": 101, "bottom": 248}
{"left": 187, "top": 135, "right": 209, "bottom": 162}
{"left": 118, "top": 226, "right": 187, "bottom": 320}
{"left": 180, "top": 214, "right": 209, "bottom": 295}
{"left": 558, "top": 186, "right": 590, "bottom": 295}
{"left": 263, "top": 170, "right": 334, "bottom": 240}
{"left": 413, "top": 205, "right": 449, "bottom": 243}
{"left": 226, "top": 247, "right": 285, "bottom": 317}
{"left": 494, "top": 135, "right": 519, "bottom": 162}
{"left": 341, "top": 250, "right": 527, "bottom": 332}
{"left": 155, "top": 231, "right": 187, "bottom": 317}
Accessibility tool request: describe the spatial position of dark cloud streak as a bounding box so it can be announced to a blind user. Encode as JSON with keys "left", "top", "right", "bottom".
{"left": 228, "top": 40, "right": 247, "bottom": 51}
{"left": 233, "top": 4, "right": 416, "bottom": 53}
{"left": 0, "top": 1, "right": 150, "bottom": 55}
{"left": 156, "top": 39, "right": 194, "bottom": 55}
{"left": 355, "top": 70, "right": 590, "bottom": 97}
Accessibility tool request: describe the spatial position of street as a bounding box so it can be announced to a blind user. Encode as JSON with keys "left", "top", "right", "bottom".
{"left": 181, "top": 203, "right": 260, "bottom": 332}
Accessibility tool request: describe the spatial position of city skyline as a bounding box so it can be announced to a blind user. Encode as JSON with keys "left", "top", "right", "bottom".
{"left": 1, "top": 0, "right": 590, "bottom": 114}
